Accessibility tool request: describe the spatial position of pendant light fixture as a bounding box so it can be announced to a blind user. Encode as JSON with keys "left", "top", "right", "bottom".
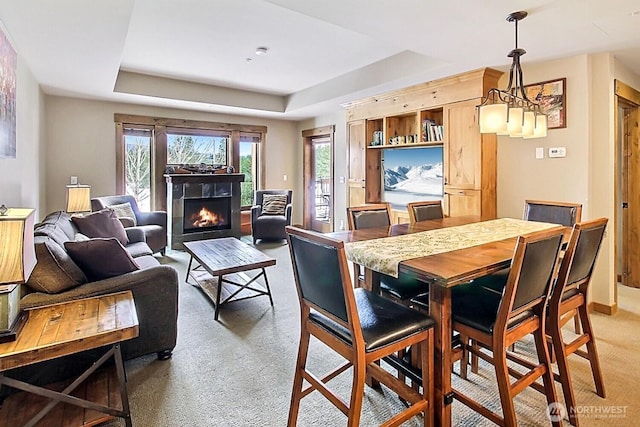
{"left": 478, "top": 11, "right": 547, "bottom": 139}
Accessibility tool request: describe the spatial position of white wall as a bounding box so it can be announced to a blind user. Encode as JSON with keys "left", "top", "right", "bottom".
{"left": 0, "top": 55, "right": 45, "bottom": 218}
{"left": 43, "top": 96, "right": 302, "bottom": 222}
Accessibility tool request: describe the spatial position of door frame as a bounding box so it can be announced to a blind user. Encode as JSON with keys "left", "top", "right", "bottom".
{"left": 615, "top": 80, "right": 640, "bottom": 290}
{"left": 302, "top": 125, "right": 335, "bottom": 232}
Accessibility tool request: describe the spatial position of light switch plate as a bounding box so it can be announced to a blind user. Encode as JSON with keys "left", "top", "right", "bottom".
{"left": 549, "top": 147, "right": 566, "bottom": 158}
{"left": 70, "top": 176, "right": 78, "bottom": 185}
{"left": 535, "top": 147, "right": 544, "bottom": 159}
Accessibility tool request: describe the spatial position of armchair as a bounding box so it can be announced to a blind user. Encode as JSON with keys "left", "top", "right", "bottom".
{"left": 91, "top": 195, "right": 167, "bottom": 255}
{"left": 251, "top": 190, "right": 292, "bottom": 244}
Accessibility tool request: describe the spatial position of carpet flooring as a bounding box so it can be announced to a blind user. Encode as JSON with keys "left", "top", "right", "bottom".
{"left": 107, "top": 240, "right": 639, "bottom": 426}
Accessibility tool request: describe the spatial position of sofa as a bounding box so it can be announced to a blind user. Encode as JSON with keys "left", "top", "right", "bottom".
{"left": 21, "top": 210, "right": 178, "bottom": 360}
{"left": 91, "top": 194, "right": 168, "bottom": 255}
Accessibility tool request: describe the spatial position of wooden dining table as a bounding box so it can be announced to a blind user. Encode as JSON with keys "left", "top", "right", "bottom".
{"left": 326, "top": 215, "right": 563, "bottom": 427}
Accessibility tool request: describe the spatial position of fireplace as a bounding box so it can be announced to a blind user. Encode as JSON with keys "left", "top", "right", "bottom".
{"left": 183, "top": 197, "right": 231, "bottom": 233}
{"left": 165, "top": 173, "right": 244, "bottom": 249}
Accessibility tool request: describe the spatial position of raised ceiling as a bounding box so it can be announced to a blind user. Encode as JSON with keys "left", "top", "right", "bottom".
{"left": 0, "top": 0, "right": 639, "bottom": 120}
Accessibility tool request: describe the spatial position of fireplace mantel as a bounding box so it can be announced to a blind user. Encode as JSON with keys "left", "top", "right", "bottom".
{"left": 164, "top": 173, "right": 245, "bottom": 185}
{"left": 165, "top": 173, "right": 245, "bottom": 249}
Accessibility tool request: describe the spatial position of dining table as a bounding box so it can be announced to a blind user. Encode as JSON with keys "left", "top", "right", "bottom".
{"left": 326, "top": 215, "right": 564, "bottom": 427}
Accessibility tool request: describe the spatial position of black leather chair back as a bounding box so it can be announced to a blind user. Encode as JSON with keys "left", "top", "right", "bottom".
{"left": 511, "top": 233, "right": 564, "bottom": 310}
{"left": 412, "top": 204, "right": 443, "bottom": 222}
{"left": 288, "top": 231, "right": 348, "bottom": 322}
{"left": 524, "top": 201, "right": 581, "bottom": 227}
{"left": 351, "top": 210, "right": 390, "bottom": 229}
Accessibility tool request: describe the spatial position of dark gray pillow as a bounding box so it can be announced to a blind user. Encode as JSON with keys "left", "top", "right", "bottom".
{"left": 71, "top": 208, "right": 129, "bottom": 246}
{"left": 26, "top": 237, "right": 88, "bottom": 294}
{"left": 64, "top": 238, "right": 139, "bottom": 281}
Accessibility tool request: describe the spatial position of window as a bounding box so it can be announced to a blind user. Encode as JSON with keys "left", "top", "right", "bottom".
{"left": 115, "top": 115, "right": 267, "bottom": 212}
{"left": 239, "top": 132, "right": 262, "bottom": 208}
{"left": 123, "top": 127, "right": 152, "bottom": 211}
{"left": 167, "top": 130, "right": 229, "bottom": 166}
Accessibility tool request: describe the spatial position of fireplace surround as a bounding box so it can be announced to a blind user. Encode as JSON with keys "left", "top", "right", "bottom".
{"left": 165, "top": 173, "right": 244, "bottom": 249}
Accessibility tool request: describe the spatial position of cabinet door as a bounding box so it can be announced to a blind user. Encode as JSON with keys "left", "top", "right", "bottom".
{"left": 444, "top": 100, "right": 481, "bottom": 189}
{"left": 444, "top": 188, "right": 481, "bottom": 217}
{"left": 347, "top": 120, "right": 366, "bottom": 207}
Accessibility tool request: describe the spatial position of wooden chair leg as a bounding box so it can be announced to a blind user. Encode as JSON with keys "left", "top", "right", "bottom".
{"left": 534, "top": 329, "right": 563, "bottom": 427}
{"left": 288, "top": 328, "right": 311, "bottom": 427}
{"left": 578, "top": 306, "right": 606, "bottom": 398}
{"left": 573, "top": 312, "right": 581, "bottom": 334}
{"left": 548, "top": 323, "right": 579, "bottom": 426}
{"left": 347, "top": 361, "right": 367, "bottom": 427}
{"left": 493, "top": 348, "right": 518, "bottom": 427}
{"left": 471, "top": 340, "right": 479, "bottom": 374}
{"left": 459, "top": 335, "right": 469, "bottom": 380}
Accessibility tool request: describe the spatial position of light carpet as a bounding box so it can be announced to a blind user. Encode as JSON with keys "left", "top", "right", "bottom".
{"left": 106, "top": 240, "right": 639, "bottom": 426}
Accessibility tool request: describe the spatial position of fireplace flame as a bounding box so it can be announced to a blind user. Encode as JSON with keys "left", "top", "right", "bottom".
{"left": 190, "top": 207, "right": 225, "bottom": 228}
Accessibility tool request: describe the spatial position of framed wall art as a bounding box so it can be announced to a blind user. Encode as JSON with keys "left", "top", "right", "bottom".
{"left": 524, "top": 78, "right": 566, "bottom": 129}
{"left": 0, "top": 25, "right": 16, "bottom": 159}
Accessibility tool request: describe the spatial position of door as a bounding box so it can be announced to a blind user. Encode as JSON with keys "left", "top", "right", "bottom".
{"left": 621, "top": 103, "right": 640, "bottom": 287}
{"left": 302, "top": 126, "right": 334, "bottom": 232}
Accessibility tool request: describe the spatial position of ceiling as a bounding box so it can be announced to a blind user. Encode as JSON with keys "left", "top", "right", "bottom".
{"left": 1, "top": 0, "right": 639, "bottom": 120}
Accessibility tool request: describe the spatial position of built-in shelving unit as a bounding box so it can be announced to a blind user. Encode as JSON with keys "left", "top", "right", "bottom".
{"left": 345, "top": 67, "right": 503, "bottom": 220}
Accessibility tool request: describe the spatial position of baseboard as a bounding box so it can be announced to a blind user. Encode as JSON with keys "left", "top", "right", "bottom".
{"left": 589, "top": 301, "right": 618, "bottom": 315}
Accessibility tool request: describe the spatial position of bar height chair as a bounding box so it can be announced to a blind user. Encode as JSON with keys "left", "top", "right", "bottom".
{"left": 347, "top": 203, "right": 430, "bottom": 308}
{"left": 451, "top": 226, "right": 566, "bottom": 427}
{"left": 285, "top": 226, "right": 435, "bottom": 427}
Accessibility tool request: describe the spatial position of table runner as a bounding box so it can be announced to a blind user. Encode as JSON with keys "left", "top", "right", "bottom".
{"left": 344, "top": 218, "right": 560, "bottom": 277}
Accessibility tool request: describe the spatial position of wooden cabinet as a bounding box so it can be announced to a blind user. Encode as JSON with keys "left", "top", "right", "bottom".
{"left": 443, "top": 99, "right": 497, "bottom": 219}
{"left": 347, "top": 120, "right": 366, "bottom": 207}
{"left": 344, "top": 67, "right": 501, "bottom": 218}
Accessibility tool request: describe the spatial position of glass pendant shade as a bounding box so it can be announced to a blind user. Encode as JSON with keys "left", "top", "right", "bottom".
{"left": 506, "top": 107, "right": 523, "bottom": 135}
{"left": 512, "top": 111, "right": 535, "bottom": 138}
{"left": 525, "top": 114, "right": 548, "bottom": 139}
{"left": 479, "top": 103, "right": 508, "bottom": 134}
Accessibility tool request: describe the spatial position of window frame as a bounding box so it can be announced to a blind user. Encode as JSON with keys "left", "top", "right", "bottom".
{"left": 115, "top": 114, "right": 266, "bottom": 211}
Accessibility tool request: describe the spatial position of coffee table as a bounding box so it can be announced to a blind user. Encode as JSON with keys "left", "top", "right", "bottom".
{"left": 183, "top": 238, "right": 276, "bottom": 320}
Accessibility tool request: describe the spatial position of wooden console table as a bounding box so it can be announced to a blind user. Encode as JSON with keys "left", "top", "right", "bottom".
{"left": 0, "top": 291, "right": 139, "bottom": 427}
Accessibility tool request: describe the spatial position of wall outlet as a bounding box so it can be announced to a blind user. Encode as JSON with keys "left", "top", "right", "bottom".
{"left": 70, "top": 176, "right": 78, "bottom": 185}
{"left": 283, "top": 174, "right": 288, "bottom": 181}
{"left": 339, "top": 176, "right": 345, "bottom": 184}
{"left": 339, "top": 220, "right": 345, "bottom": 230}
{"left": 548, "top": 147, "right": 566, "bottom": 158}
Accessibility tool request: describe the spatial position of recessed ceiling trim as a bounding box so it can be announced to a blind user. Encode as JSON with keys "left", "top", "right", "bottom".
{"left": 114, "top": 71, "right": 287, "bottom": 113}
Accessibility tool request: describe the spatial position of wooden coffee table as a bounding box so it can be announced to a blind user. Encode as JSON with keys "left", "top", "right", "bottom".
{"left": 0, "top": 291, "right": 139, "bottom": 427}
{"left": 183, "top": 238, "right": 276, "bottom": 320}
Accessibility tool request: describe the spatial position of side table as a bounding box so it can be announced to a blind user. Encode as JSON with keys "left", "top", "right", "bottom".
{"left": 0, "top": 291, "right": 139, "bottom": 427}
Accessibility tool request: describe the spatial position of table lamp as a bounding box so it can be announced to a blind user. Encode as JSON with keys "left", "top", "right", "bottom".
{"left": 66, "top": 184, "right": 91, "bottom": 214}
{"left": 0, "top": 207, "right": 36, "bottom": 342}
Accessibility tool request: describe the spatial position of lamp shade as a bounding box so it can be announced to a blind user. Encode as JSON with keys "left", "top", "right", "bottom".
{"left": 525, "top": 114, "right": 548, "bottom": 139}
{"left": 0, "top": 208, "right": 36, "bottom": 284}
{"left": 66, "top": 185, "right": 91, "bottom": 213}
{"left": 479, "top": 103, "right": 508, "bottom": 134}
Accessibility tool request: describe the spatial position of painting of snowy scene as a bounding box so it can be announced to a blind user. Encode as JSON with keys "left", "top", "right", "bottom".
{"left": 382, "top": 147, "right": 443, "bottom": 209}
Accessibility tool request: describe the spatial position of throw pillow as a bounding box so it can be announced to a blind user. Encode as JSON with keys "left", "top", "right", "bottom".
{"left": 72, "top": 208, "right": 129, "bottom": 246}
{"left": 108, "top": 202, "right": 137, "bottom": 226}
{"left": 64, "top": 238, "right": 140, "bottom": 281}
{"left": 261, "top": 194, "right": 287, "bottom": 215}
{"left": 26, "top": 236, "right": 88, "bottom": 294}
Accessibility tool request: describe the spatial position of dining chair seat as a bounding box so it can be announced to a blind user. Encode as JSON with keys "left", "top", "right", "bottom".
{"left": 310, "top": 288, "right": 435, "bottom": 352}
